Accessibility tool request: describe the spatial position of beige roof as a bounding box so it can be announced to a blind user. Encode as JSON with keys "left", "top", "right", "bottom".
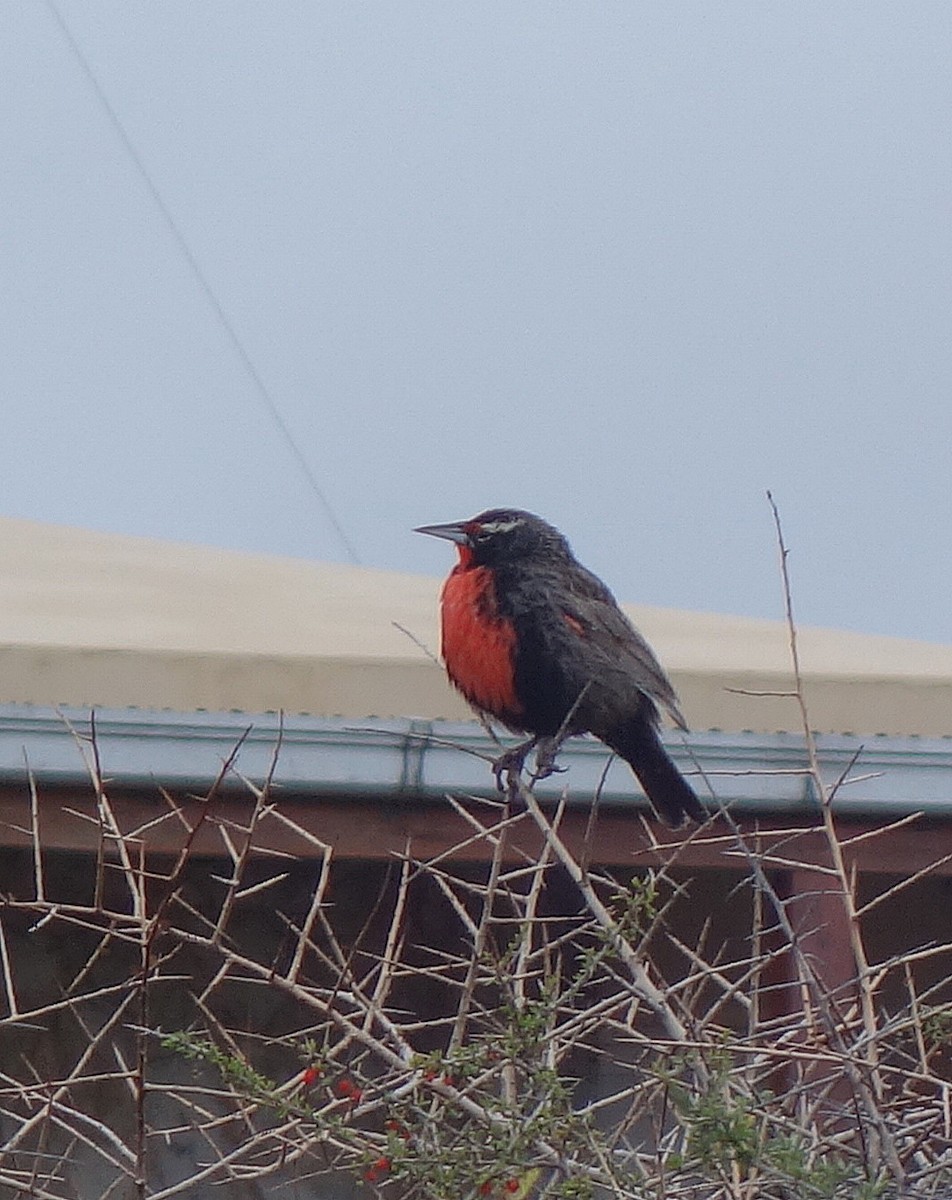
{"left": 1, "top": 515, "right": 950, "bottom": 737}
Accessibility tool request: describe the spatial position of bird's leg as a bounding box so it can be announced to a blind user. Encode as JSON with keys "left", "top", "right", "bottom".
{"left": 531, "top": 736, "right": 568, "bottom": 782}
{"left": 491, "top": 736, "right": 539, "bottom": 792}
{"left": 529, "top": 686, "right": 587, "bottom": 783}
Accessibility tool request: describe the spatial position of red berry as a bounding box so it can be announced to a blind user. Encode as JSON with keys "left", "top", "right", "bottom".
{"left": 505, "top": 1179, "right": 520, "bottom": 1193}
{"left": 302, "top": 1066, "right": 320, "bottom": 1086}
{"left": 364, "top": 1156, "right": 391, "bottom": 1183}
{"left": 334, "top": 1077, "right": 362, "bottom": 1103}
{"left": 479, "top": 1183, "right": 494, "bottom": 1196}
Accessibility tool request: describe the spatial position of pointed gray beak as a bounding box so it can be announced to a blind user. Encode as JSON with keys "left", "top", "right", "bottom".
{"left": 414, "top": 521, "right": 470, "bottom": 546}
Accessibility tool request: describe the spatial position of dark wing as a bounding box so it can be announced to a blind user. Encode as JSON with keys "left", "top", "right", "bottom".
{"left": 558, "top": 563, "right": 688, "bottom": 730}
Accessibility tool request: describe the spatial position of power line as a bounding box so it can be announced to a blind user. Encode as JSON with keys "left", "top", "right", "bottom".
{"left": 45, "top": 0, "right": 362, "bottom": 565}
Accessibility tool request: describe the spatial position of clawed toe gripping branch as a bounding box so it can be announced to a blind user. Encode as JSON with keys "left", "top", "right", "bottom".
{"left": 492, "top": 735, "right": 567, "bottom": 795}
{"left": 492, "top": 685, "right": 593, "bottom": 798}
{"left": 491, "top": 735, "right": 538, "bottom": 792}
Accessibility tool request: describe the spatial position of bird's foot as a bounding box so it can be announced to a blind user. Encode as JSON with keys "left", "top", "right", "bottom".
{"left": 531, "top": 737, "right": 567, "bottom": 782}
{"left": 491, "top": 737, "right": 538, "bottom": 793}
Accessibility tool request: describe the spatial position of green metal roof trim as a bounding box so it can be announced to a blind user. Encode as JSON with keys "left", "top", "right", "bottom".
{"left": 0, "top": 705, "right": 950, "bottom": 817}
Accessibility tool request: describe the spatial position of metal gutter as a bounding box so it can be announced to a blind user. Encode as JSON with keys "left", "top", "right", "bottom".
{"left": 0, "top": 704, "right": 950, "bottom": 817}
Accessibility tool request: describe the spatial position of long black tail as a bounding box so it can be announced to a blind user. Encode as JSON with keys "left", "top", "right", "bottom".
{"left": 605, "top": 718, "right": 706, "bottom": 827}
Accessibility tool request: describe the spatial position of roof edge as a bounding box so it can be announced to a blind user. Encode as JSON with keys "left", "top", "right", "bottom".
{"left": 1, "top": 704, "right": 949, "bottom": 818}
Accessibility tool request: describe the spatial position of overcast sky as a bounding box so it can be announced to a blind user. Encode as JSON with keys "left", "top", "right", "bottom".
{"left": 3, "top": 3, "right": 951, "bottom": 643}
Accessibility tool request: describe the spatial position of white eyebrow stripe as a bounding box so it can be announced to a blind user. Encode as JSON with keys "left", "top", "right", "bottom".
{"left": 478, "top": 518, "right": 523, "bottom": 535}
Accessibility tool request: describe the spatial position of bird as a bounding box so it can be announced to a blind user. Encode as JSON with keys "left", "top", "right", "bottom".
{"left": 415, "top": 508, "right": 706, "bottom": 827}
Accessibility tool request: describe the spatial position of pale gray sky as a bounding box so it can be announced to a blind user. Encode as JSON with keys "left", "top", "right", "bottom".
{"left": 3, "top": 3, "right": 951, "bottom": 641}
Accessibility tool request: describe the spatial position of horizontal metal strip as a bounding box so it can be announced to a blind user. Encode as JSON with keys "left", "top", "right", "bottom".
{"left": 0, "top": 704, "right": 948, "bottom": 816}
